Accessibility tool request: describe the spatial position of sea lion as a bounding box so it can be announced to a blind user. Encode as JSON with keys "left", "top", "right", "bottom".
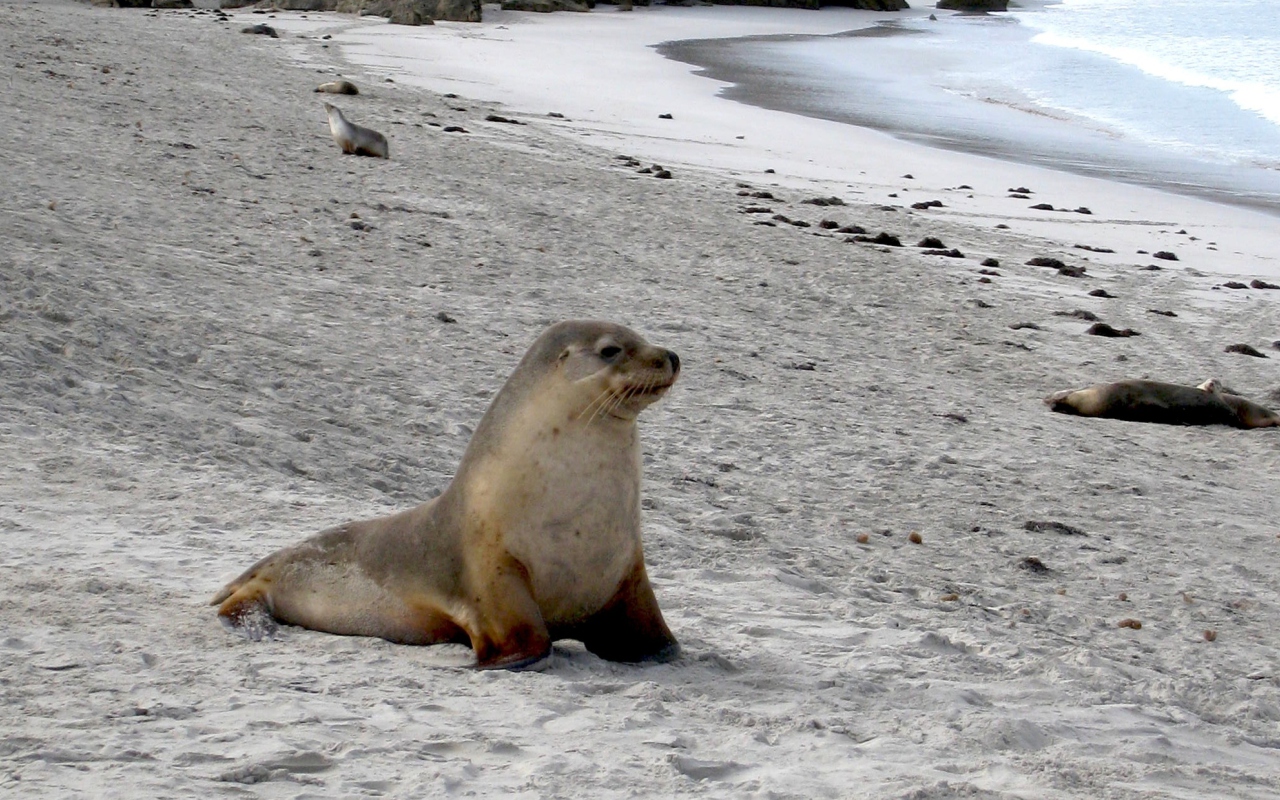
{"left": 1045, "top": 379, "right": 1280, "bottom": 429}
{"left": 323, "top": 102, "right": 388, "bottom": 159}
{"left": 213, "top": 320, "right": 682, "bottom": 669}
{"left": 316, "top": 80, "right": 359, "bottom": 95}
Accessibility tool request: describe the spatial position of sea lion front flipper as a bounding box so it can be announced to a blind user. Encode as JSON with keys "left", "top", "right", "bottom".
{"left": 469, "top": 555, "right": 552, "bottom": 670}
{"left": 578, "top": 559, "right": 679, "bottom": 663}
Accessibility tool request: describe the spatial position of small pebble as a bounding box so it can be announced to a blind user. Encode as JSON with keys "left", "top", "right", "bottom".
{"left": 908, "top": 532, "right": 923, "bottom": 545}
{"left": 1117, "top": 618, "right": 1142, "bottom": 630}
{"left": 1203, "top": 630, "right": 1217, "bottom": 642}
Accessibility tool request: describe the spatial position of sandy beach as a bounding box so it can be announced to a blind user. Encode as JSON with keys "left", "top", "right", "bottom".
{"left": 2, "top": 2, "right": 1280, "bottom": 798}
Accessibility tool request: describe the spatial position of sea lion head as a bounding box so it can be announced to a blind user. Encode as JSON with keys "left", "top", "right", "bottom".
{"left": 532, "top": 320, "right": 680, "bottom": 422}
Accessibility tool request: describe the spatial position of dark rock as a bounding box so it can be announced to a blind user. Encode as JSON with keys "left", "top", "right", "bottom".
{"left": 484, "top": 114, "right": 524, "bottom": 125}
{"left": 1019, "top": 556, "right": 1050, "bottom": 573}
{"left": 1146, "top": 309, "right": 1177, "bottom": 317}
{"left": 1088, "top": 289, "right": 1115, "bottom": 298}
{"left": 980, "top": 258, "right": 999, "bottom": 268}
{"left": 917, "top": 236, "right": 946, "bottom": 249}
{"left": 241, "top": 23, "right": 279, "bottom": 37}
{"left": 1008, "top": 186, "right": 1033, "bottom": 194}
{"left": 740, "top": 207, "right": 772, "bottom": 214}
{"left": 978, "top": 268, "right": 1000, "bottom": 276}
{"left": 818, "top": 219, "right": 840, "bottom": 229}
{"left": 1152, "top": 250, "right": 1178, "bottom": 261}
{"left": 836, "top": 225, "right": 866, "bottom": 235}
{"left": 1054, "top": 309, "right": 1098, "bottom": 321}
{"left": 925, "top": 248, "right": 965, "bottom": 258}
{"left": 1029, "top": 203, "right": 1055, "bottom": 211}
{"left": 1086, "top": 323, "right": 1138, "bottom": 338}
{"left": 864, "top": 232, "right": 902, "bottom": 247}
{"left": 1222, "top": 281, "right": 1249, "bottom": 289}
{"left": 435, "top": 311, "right": 457, "bottom": 323}
{"left": 751, "top": 191, "right": 776, "bottom": 200}
{"left": 653, "top": 169, "right": 672, "bottom": 180}
{"left": 1073, "top": 244, "right": 1114, "bottom": 253}
{"left": 910, "top": 200, "right": 944, "bottom": 210}
{"left": 658, "top": 113, "right": 673, "bottom": 119}
{"left": 1075, "top": 207, "right": 1092, "bottom": 215}
{"left": 801, "top": 196, "right": 845, "bottom": 206}
{"left": 1224, "top": 343, "right": 1267, "bottom": 358}
{"left": 1139, "top": 264, "right": 1162, "bottom": 271}
{"left": 1058, "top": 265, "right": 1086, "bottom": 278}
{"left": 153, "top": 0, "right": 193, "bottom": 7}
{"left": 1009, "top": 322, "right": 1042, "bottom": 331}
{"left": 442, "top": 125, "right": 468, "bottom": 133}
{"left": 1250, "top": 279, "right": 1280, "bottom": 290}
{"left": 1026, "top": 257, "right": 1066, "bottom": 269}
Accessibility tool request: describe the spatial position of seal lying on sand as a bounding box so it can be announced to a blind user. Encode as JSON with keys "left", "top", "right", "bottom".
{"left": 213, "top": 321, "right": 682, "bottom": 669}
{"left": 1045, "top": 379, "right": 1280, "bottom": 428}
{"left": 316, "top": 80, "right": 358, "bottom": 95}
{"left": 323, "top": 102, "right": 388, "bottom": 158}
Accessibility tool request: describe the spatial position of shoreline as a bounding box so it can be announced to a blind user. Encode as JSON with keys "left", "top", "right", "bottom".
{"left": 309, "top": 4, "right": 1280, "bottom": 281}
{"left": 657, "top": 23, "right": 1280, "bottom": 217}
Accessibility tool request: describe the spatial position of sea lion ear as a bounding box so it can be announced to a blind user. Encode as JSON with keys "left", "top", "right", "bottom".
{"left": 557, "top": 349, "right": 571, "bottom": 363}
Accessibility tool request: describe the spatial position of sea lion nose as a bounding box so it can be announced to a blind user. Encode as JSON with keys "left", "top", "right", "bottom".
{"left": 666, "top": 350, "right": 680, "bottom": 374}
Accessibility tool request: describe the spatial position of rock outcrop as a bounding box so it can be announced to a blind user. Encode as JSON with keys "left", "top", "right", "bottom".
{"left": 936, "top": 0, "right": 1007, "bottom": 11}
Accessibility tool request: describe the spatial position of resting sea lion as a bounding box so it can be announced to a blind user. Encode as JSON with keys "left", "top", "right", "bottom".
{"left": 316, "top": 80, "right": 359, "bottom": 95}
{"left": 1045, "top": 379, "right": 1280, "bottom": 429}
{"left": 213, "top": 321, "right": 682, "bottom": 669}
{"left": 323, "top": 102, "right": 388, "bottom": 159}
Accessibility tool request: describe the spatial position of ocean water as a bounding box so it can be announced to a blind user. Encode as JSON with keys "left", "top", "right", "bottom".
{"left": 659, "top": 1, "right": 1280, "bottom": 211}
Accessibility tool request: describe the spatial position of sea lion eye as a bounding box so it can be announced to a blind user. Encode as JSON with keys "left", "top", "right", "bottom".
{"left": 599, "top": 345, "right": 622, "bottom": 360}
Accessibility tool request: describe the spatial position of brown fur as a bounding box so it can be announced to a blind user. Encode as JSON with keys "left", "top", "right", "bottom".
{"left": 1045, "top": 379, "right": 1280, "bottom": 429}
{"left": 214, "top": 321, "right": 681, "bottom": 669}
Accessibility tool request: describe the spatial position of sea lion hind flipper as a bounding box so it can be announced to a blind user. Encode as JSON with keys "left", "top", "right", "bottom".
{"left": 216, "top": 587, "right": 279, "bottom": 642}
{"left": 577, "top": 559, "right": 679, "bottom": 663}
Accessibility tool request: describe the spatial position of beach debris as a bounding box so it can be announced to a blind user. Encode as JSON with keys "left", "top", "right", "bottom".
{"left": 442, "top": 125, "right": 469, "bottom": 133}
{"left": 1029, "top": 203, "right": 1056, "bottom": 211}
{"left": 1153, "top": 250, "right": 1179, "bottom": 261}
{"left": 937, "top": 412, "right": 969, "bottom": 423}
{"left": 435, "top": 311, "right": 457, "bottom": 324}
{"left": 485, "top": 114, "right": 525, "bottom": 125}
{"left": 752, "top": 221, "right": 777, "bottom": 227}
{"left": 837, "top": 224, "right": 866, "bottom": 235}
{"left": 547, "top": 111, "right": 565, "bottom": 118}
{"left": 1009, "top": 322, "right": 1042, "bottom": 331}
{"left": 972, "top": 299, "right": 994, "bottom": 308}
{"left": 1055, "top": 309, "right": 1099, "bottom": 321}
{"left": 850, "top": 232, "right": 903, "bottom": 247}
{"left": 979, "top": 269, "right": 1000, "bottom": 277}
{"left": 1019, "top": 556, "right": 1050, "bottom": 573}
{"left": 1225, "top": 343, "right": 1268, "bottom": 358}
{"left": 772, "top": 214, "right": 809, "bottom": 228}
{"left": 1118, "top": 593, "right": 1128, "bottom": 601}
{"left": 1250, "top": 279, "right": 1280, "bottom": 289}
{"left": 241, "top": 24, "right": 278, "bottom": 38}
{"left": 1146, "top": 309, "right": 1177, "bottom": 317}
{"left": 1009, "top": 186, "right": 1033, "bottom": 194}
{"left": 911, "top": 200, "right": 944, "bottom": 210}
{"left": 1088, "top": 289, "right": 1116, "bottom": 298}
{"left": 917, "top": 236, "right": 946, "bottom": 248}
{"left": 1025, "top": 520, "right": 1087, "bottom": 536}
{"left": 1074, "top": 207, "right": 1093, "bottom": 215}
{"left": 1074, "top": 244, "right": 1115, "bottom": 253}
{"left": 908, "top": 532, "right": 923, "bottom": 545}
{"left": 856, "top": 533, "right": 870, "bottom": 544}
{"left": 1139, "top": 264, "right": 1163, "bottom": 271}
{"left": 739, "top": 206, "right": 772, "bottom": 214}
{"left": 316, "top": 80, "right": 358, "bottom": 95}
{"left": 1026, "top": 257, "right": 1067, "bottom": 269}
{"left": 1117, "top": 618, "right": 1143, "bottom": 630}
{"left": 925, "top": 248, "right": 965, "bottom": 258}
{"left": 1086, "top": 323, "right": 1138, "bottom": 337}
{"left": 1221, "top": 281, "right": 1248, "bottom": 289}
{"left": 1058, "top": 265, "right": 1087, "bottom": 278}
{"left": 658, "top": 113, "right": 673, "bottom": 119}
{"left": 1204, "top": 630, "right": 1217, "bottom": 642}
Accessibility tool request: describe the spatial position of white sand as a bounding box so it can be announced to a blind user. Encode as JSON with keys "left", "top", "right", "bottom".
{"left": 2, "top": 2, "right": 1280, "bottom": 798}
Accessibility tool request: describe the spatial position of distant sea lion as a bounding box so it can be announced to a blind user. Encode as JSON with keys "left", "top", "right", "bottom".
{"left": 213, "top": 321, "right": 682, "bottom": 669}
{"left": 316, "top": 80, "right": 359, "bottom": 95}
{"left": 1045, "top": 379, "right": 1280, "bottom": 428}
{"left": 323, "top": 102, "right": 388, "bottom": 159}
